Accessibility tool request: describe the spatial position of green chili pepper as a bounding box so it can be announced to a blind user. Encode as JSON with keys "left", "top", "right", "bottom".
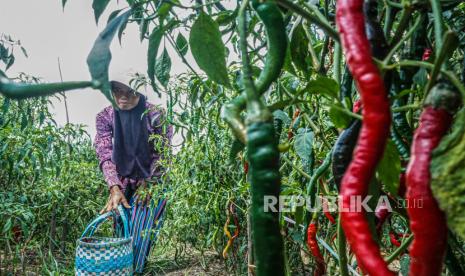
{"left": 0, "top": 77, "right": 98, "bottom": 99}
{"left": 221, "top": 0, "right": 287, "bottom": 143}
{"left": 340, "top": 66, "right": 353, "bottom": 109}
{"left": 391, "top": 124, "right": 410, "bottom": 160}
{"left": 238, "top": 1, "right": 285, "bottom": 275}
{"left": 306, "top": 150, "right": 332, "bottom": 207}
{"left": 247, "top": 121, "right": 284, "bottom": 276}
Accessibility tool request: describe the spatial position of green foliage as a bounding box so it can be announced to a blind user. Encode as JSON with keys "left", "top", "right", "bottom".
{"left": 293, "top": 128, "right": 314, "bottom": 161}
{"left": 150, "top": 75, "right": 248, "bottom": 273}
{"left": 290, "top": 23, "right": 312, "bottom": 74}
{"left": 431, "top": 110, "right": 465, "bottom": 240}
{"left": 0, "top": 34, "right": 28, "bottom": 71}
{"left": 4, "top": 0, "right": 465, "bottom": 274}
{"left": 0, "top": 93, "right": 106, "bottom": 272}
{"left": 377, "top": 140, "right": 401, "bottom": 196}
{"left": 92, "top": 0, "right": 111, "bottom": 23}
{"left": 189, "top": 12, "right": 230, "bottom": 87}
{"left": 154, "top": 48, "right": 171, "bottom": 88}
{"left": 147, "top": 25, "right": 167, "bottom": 95}
{"left": 175, "top": 33, "right": 188, "bottom": 57}
{"left": 87, "top": 10, "right": 132, "bottom": 106}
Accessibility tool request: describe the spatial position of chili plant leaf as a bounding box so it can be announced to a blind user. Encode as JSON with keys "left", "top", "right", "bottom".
{"left": 2, "top": 218, "right": 12, "bottom": 234}
{"left": 20, "top": 46, "right": 28, "bottom": 58}
{"left": 229, "top": 138, "right": 245, "bottom": 164}
{"left": 1, "top": 98, "right": 10, "bottom": 113}
{"left": 118, "top": 15, "right": 129, "bottom": 44}
{"left": 157, "top": 2, "right": 174, "bottom": 23}
{"left": 283, "top": 45, "right": 297, "bottom": 75}
{"left": 294, "top": 128, "right": 314, "bottom": 161}
{"left": 107, "top": 9, "right": 123, "bottom": 24}
{"left": 148, "top": 26, "right": 165, "bottom": 95}
{"left": 290, "top": 23, "right": 311, "bottom": 74}
{"left": 139, "top": 19, "right": 149, "bottom": 42}
{"left": 305, "top": 76, "right": 339, "bottom": 99}
{"left": 189, "top": 12, "right": 230, "bottom": 87}
{"left": 328, "top": 103, "right": 351, "bottom": 129}
{"left": 155, "top": 49, "right": 172, "bottom": 87}
{"left": 5, "top": 56, "right": 15, "bottom": 71}
{"left": 376, "top": 139, "right": 401, "bottom": 195}
{"left": 0, "top": 44, "right": 8, "bottom": 62}
{"left": 273, "top": 110, "right": 291, "bottom": 126}
{"left": 216, "top": 10, "right": 236, "bottom": 26}
{"left": 92, "top": 0, "right": 111, "bottom": 24}
{"left": 431, "top": 110, "right": 465, "bottom": 240}
{"left": 413, "top": 68, "right": 428, "bottom": 87}
{"left": 87, "top": 9, "right": 132, "bottom": 107}
{"left": 176, "top": 33, "right": 188, "bottom": 57}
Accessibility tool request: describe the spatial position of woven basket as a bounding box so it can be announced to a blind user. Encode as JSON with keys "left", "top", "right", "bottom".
{"left": 75, "top": 205, "right": 133, "bottom": 275}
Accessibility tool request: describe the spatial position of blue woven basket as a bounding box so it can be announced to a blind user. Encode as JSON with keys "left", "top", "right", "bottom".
{"left": 75, "top": 205, "right": 133, "bottom": 275}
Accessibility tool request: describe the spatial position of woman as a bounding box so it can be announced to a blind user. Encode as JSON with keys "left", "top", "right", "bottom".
{"left": 93, "top": 80, "right": 173, "bottom": 271}
{"left": 94, "top": 80, "right": 172, "bottom": 212}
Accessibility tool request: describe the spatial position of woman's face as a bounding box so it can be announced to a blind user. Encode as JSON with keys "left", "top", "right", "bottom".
{"left": 111, "top": 82, "right": 140, "bottom": 110}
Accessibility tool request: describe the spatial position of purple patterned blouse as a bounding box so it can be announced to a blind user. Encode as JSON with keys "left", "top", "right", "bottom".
{"left": 94, "top": 102, "right": 173, "bottom": 192}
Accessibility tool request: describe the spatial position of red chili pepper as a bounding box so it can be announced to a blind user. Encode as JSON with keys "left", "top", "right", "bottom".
{"left": 405, "top": 83, "right": 458, "bottom": 276}
{"left": 331, "top": 232, "right": 337, "bottom": 243}
{"left": 306, "top": 222, "right": 326, "bottom": 276}
{"left": 244, "top": 161, "right": 249, "bottom": 174}
{"left": 375, "top": 200, "right": 391, "bottom": 233}
{"left": 352, "top": 99, "right": 362, "bottom": 114}
{"left": 389, "top": 232, "right": 401, "bottom": 247}
{"left": 230, "top": 203, "right": 240, "bottom": 257}
{"left": 287, "top": 109, "right": 300, "bottom": 140}
{"left": 322, "top": 199, "right": 336, "bottom": 224}
{"left": 323, "top": 211, "right": 336, "bottom": 225}
{"left": 336, "top": 0, "right": 394, "bottom": 275}
{"left": 422, "top": 48, "right": 432, "bottom": 61}
{"left": 287, "top": 131, "right": 293, "bottom": 141}
{"left": 397, "top": 233, "right": 410, "bottom": 238}
{"left": 222, "top": 203, "right": 240, "bottom": 259}
{"left": 12, "top": 225, "right": 22, "bottom": 243}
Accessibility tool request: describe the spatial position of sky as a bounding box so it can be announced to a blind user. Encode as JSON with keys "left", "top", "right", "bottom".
{"left": 0, "top": 0, "right": 193, "bottom": 139}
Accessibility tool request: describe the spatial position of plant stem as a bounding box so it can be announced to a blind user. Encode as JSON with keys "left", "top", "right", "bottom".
{"left": 423, "top": 31, "right": 459, "bottom": 98}
{"left": 303, "top": 2, "right": 330, "bottom": 26}
{"left": 334, "top": 42, "right": 342, "bottom": 85}
{"left": 385, "top": 0, "right": 403, "bottom": 8}
{"left": 385, "top": 234, "right": 413, "bottom": 263}
{"left": 238, "top": 0, "right": 264, "bottom": 116}
{"left": 383, "top": 14, "right": 421, "bottom": 66}
{"left": 337, "top": 217, "right": 350, "bottom": 276}
{"left": 389, "top": 5, "right": 413, "bottom": 47}
{"left": 391, "top": 104, "right": 420, "bottom": 113}
{"left": 430, "top": 0, "right": 444, "bottom": 56}
{"left": 282, "top": 156, "right": 311, "bottom": 180}
{"left": 276, "top": 0, "right": 340, "bottom": 42}
{"left": 383, "top": 60, "right": 465, "bottom": 100}
{"left": 383, "top": 5, "right": 394, "bottom": 39}
{"left": 329, "top": 104, "right": 363, "bottom": 120}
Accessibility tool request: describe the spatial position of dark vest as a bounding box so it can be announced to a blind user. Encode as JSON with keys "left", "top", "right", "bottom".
{"left": 112, "top": 95, "right": 152, "bottom": 179}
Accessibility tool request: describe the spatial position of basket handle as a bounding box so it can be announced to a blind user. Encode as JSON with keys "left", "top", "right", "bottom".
{"left": 81, "top": 205, "right": 130, "bottom": 239}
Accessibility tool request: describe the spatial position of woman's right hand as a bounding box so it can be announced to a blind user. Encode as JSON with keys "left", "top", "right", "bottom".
{"left": 100, "top": 185, "right": 131, "bottom": 214}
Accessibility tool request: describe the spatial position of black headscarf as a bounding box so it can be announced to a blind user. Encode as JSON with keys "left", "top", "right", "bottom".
{"left": 112, "top": 94, "right": 152, "bottom": 179}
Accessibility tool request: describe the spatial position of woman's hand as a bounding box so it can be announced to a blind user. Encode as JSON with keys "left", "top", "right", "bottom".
{"left": 100, "top": 185, "right": 131, "bottom": 214}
